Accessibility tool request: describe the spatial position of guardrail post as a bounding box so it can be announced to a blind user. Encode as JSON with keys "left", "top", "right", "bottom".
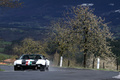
{"left": 60, "top": 56, "right": 63, "bottom": 67}
{"left": 97, "top": 58, "right": 100, "bottom": 69}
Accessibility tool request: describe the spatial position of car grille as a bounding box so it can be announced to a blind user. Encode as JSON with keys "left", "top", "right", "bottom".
{"left": 32, "top": 61, "right": 36, "bottom": 64}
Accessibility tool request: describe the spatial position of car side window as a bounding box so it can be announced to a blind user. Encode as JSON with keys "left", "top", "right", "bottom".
{"left": 43, "top": 56, "right": 46, "bottom": 60}
{"left": 22, "top": 55, "right": 29, "bottom": 59}
{"left": 35, "top": 55, "right": 42, "bottom": 59}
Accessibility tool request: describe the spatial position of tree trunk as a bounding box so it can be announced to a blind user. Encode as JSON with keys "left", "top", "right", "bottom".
{"left": 58, "top": 54, "right": 60, "bottom": 66}
{"left": 83, "top": 27, "right": 88, "bottom": 68}
{"left": 117, "top": 58, "right": 119, "bottom": 71}
{"left": 84, "top": 54, "right": 86, "bottom": 68}
{"left": 103, "top": 62, "right": 105, "bottom": 69}
{"left": 92, "top": 58, "right": 95, "bottom": 69}
{"left": 68, "top": 59, "right": 70, "bottom": 67}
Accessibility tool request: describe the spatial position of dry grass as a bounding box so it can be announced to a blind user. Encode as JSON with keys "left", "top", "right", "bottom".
{"left": 86, "top": 54, "right": 116, "bottom": 70}
{"left": 52, "top": 52, "right": 117, "bottom": 71}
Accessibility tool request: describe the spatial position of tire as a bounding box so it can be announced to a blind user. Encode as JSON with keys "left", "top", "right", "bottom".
{"left": 46, "top": 67, "right": 49, "bottom": 71}
{"left": 14, "top": 66, "right": 18, "bottom": 71}
{"left": 40, "top": 65, "right": 45, "bottom": 71}
{"left": 46, "top": 66, "right": 49, "bottom": 71}
{"left": 14, "top": 66, "right": 24, "bottom": 71}
{"left": 32, "top": 67, "right": 37, "bottom": 70}
{"left": 21, "top": 67, "right": 25, "bottom": 71}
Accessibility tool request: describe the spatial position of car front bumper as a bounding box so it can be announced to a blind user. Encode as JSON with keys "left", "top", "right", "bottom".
{"left": 15, "top": 64, "right": 43, "bottom": 69}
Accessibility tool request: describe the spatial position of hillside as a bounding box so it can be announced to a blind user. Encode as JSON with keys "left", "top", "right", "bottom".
{"left": 0, "top": 0, "right": 120, "bottom": 41}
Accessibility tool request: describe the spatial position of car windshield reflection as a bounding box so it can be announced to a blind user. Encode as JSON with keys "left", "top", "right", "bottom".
{"left": 20, "top": 54, "right": 43, "bottom": 59}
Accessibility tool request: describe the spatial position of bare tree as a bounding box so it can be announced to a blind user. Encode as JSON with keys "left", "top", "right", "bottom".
{"left": 13, "top": 38, "right": 46, "bottom": 56}
{"left": 66, "top": 6, "right": 113, "bottom": 68}
{"left": 51, "top": 20, "right": 70, "bottom": 66}
{"left": 50, "top": 6, "right": 113, "bottom": 68}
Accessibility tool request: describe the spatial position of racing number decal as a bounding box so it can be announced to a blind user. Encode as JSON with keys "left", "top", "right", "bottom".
{"left": 30, "top": 61, "right": 32, "bottom": 65}
{"left": 26, "top": 61, "right": 32, "bottom": 65}
{"left": 26, "top": 61, "right": 28, "bottom": 66}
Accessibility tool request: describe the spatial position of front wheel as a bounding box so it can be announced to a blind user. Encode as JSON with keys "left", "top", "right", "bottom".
{"left": 46, "top": 66, "right": 49, "bottom": 71}
{"left": 14, "top": 66, "right": 24, "bottom": 71}
{"left": 40, "top": 65, "right": 46, "bottom": 71}
{"left": 14, "top": 66, "right": 18, "bottom": 71}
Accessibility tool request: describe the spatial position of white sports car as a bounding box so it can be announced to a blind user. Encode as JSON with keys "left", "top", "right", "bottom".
{"left": 14, "top": 54, "right": 50, "bottom": 71}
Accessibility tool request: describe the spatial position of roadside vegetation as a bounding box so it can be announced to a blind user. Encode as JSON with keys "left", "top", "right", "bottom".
{"left": 0, "top": 53, "right": 11, "bottom": 61}
{"left": 0, "top": 68, "right": 4, "bottom": 71}
{"left": 49, "top": 6, "right": 115, "bottom": 69}
{"left": 0, "top": 40, "right": 12, "bottom": 53}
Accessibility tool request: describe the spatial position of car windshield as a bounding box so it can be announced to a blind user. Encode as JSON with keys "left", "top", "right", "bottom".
{"left": 20, "top": 55, "right": 43, "bottom": 59}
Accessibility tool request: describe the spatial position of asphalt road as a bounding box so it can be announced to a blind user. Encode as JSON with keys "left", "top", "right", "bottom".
{"left": 0, "top": 65, "right": 119, "bottom": 80}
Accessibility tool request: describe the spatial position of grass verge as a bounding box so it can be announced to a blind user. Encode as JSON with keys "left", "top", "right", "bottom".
{"left": 0, "top": 68, "right": 4, "bottom": 71}
{"left": 72, "top": 66, "right": 119, "bottom": 72}
{"left": 58, "top": 65, "right": 119, "bottom": 72}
